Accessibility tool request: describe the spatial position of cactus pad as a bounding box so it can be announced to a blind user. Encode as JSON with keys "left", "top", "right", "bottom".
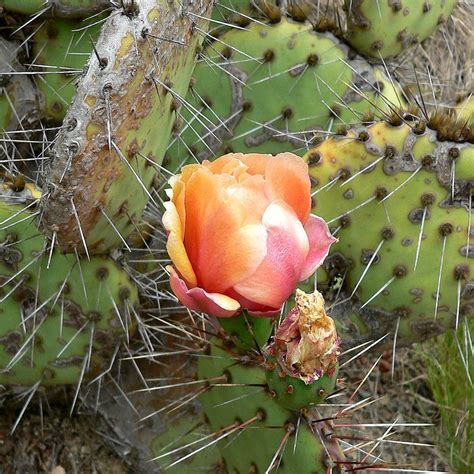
{"left": 165, "top": 17, "right": 404, "bottom": 173}
{"left": 303, "top": 115, "right": 473, "bottom": 347}
{"left": 197, "top": 339, "right": 341, "bottom": 472}
{"left": 0, "top": 202, "right": 139, "bottom": 386}
{"left": 344, "top": 0, "right": 457, "bottom": 59}
{"left": 31, "top": 18, "right": 102, "bottom": 122}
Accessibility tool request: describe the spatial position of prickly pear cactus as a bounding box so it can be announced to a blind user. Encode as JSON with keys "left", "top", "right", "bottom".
{"left": 344, "top": 0, "right": 457, "bottom": 59}
{"left": 164, "top": 17, "right": 404, "bottom": 173}
{"left": 40, "top": 0, "right": 213, "bottom": 255}
{"left": 302, "top": 112, "right": 473, "bottom": 347}
{"left": 193, "top": 289, "right": 342, "bottom": 472}
{"left": 0, "top": 202, "right": 139, "bottom": 386}
{"left": 197, "top": 338, "right": 341, "bottom": 473}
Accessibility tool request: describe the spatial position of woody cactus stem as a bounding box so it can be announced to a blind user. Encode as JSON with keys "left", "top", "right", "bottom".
{"left": 40, "top": 0, "right": 213, "bottom": 254}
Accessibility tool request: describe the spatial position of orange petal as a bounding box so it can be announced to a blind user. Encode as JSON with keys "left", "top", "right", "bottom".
{"left": 236, "top": 153, "right": 272, "bottom": 176}
{"left": 265, "top": 152, "right": 311, "bottom": 223}
{"left": 163, "top": 201, "right": 197, "bottom": 287}
{"left": 184, "top": 167, "right": 267, "bottom": 293}
{"left": 204, "top": 154, "right": 248, "bottom": 178}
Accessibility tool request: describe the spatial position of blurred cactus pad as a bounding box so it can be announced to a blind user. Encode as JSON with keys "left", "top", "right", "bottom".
{"left": 0, "top": 0, "right": 471, "bottom": 472}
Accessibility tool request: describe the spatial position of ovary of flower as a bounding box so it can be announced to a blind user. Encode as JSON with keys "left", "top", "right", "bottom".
{"left": 163, "top": 152, "right": 337, "bottom": 318}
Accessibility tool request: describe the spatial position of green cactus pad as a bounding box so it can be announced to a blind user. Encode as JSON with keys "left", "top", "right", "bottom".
{"left": 197, "top": 339, "right": 339, "bottom": 473}
{"left": 150, "top": 416, "right": 224, "bottom": 472}
{"left": 303, "top": 116, "right": 473, "bottom": 347}
{"left": 218, "top": 312, "right": 274, "bottom": 351}
{"left": 164, "top": 17, "right": 404, "bottom": 173}
{"left": 0, "top": 202, "right": 139, "bottom": 386}
{"left": 0, "top": 0, "right": 110, "bottom": 17}
{"left": 266, "top": 364, "right": 338, "bottom": 411}
{"left": 31, "top": 18, "right": 102, "bottom": 122}
{"left": 344, "top": 0, "right": 457, "bottom": 59}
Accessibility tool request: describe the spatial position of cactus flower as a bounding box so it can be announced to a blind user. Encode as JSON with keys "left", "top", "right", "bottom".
{"left": 269, "top": 289, "right": 339, "bottom": 384}
{"left": 163, "top": 153, "right": 336, "bottom": 318}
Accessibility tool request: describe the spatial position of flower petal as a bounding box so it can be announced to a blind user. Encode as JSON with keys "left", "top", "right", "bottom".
{"left": 235, "top": 153, "right": 272, "bottom": 176}
{"left": 184, "top": 167, "right": 267, "bottom": 293}
{"left": 162, "top": 201, "right": 197, "bottom": 287}
{"left": 299, "top": 214, "right": 337, "bottom": 281}
{"left": 203, "top": 154, "right": 249, "bottom": 178}
{"left": 233, "top": 201, "right": 309, "bottom": 308}
{"left": 265, "top": 153, "right": 311, "bottom": 223}
{"left": 168, "top": 266, "right": 241, "bottom": 318}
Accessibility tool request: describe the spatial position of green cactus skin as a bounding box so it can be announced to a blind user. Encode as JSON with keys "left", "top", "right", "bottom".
{"left": 301, "top": 116, "right": 473, "bottom": 348}
{"left": 151, "top": 416, "right": 224, "bottom": 473}
{"left": 197, "top": 339, "right": 342, "bottom": 473}
{"left": 0, "top": 37, "right": 39, "bottom": 133}
{"left": 164, "top": 18, "right": 404, "bottom": 174}
{"left": 0, "top": 0, "right": 110, "bottom": 18}
{"left": 266, "top": 364, "right": 338, "bottom": 411}
{"left": 40, "top": 0, "right": 213, "bottom": 255}
{"left": 344, "top": 0, "right": 457, "bottom": 59}
{"left": 31, "top": 18, "right": 102, "bottom": 123}
{"left": 218, "top": 312, "right": 274, "bottom": 351}
{"left": 0, "top": 202, "right": 139, "bottom": 386}
{"left": 456, "top": 94, "right": 474, "bottom": 126}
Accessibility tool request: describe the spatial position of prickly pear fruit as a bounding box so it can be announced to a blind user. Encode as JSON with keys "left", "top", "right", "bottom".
{"left": 218, "top": 312, "right": 274, "bottom": 351}
{"left": 302, "top": 112, "right": 473, "bottom": 348}
{"left": 0, "top": 202, "right": 139, "bottom": 386}
{"left": 344, "top": 0, "right": 457, "bottom": 59}
{"left": 164, "top": 17, "right": 404, "bottom": 174}
{"left": 40, "top": 0, "right": 213, "bottom": 255}
{"left": 266, "top": 366, "right": 338, "bottom": 411}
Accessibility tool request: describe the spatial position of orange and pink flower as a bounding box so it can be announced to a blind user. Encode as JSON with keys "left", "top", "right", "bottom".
{"left": 163, "top": 152, "right": 336, "bottom": 318}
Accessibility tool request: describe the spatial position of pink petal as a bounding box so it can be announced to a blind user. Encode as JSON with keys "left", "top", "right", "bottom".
{"left": 233, "top": 201, "right": 309, "bottom": 309}
{"left": 248, "top": 308, "right": 282, "bottom": 317}
{"left": 168, "top": 266, "right": 241, "bottom": 318}
{"left": 299, "top": 214, "right": 337, "bottom": 281}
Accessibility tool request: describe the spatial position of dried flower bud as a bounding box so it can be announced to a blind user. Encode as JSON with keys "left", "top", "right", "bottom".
{"left": 269, "top": 289, "right": 339, "bottom": 384}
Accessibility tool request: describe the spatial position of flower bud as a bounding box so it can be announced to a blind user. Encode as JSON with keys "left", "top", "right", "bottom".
{"left": 269, "top": 289, "right": 339, "bottom": 384}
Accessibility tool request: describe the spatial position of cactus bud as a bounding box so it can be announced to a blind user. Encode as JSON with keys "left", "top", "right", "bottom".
{"left": 269, "top": 289, "right": 339, "bottom": 384}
